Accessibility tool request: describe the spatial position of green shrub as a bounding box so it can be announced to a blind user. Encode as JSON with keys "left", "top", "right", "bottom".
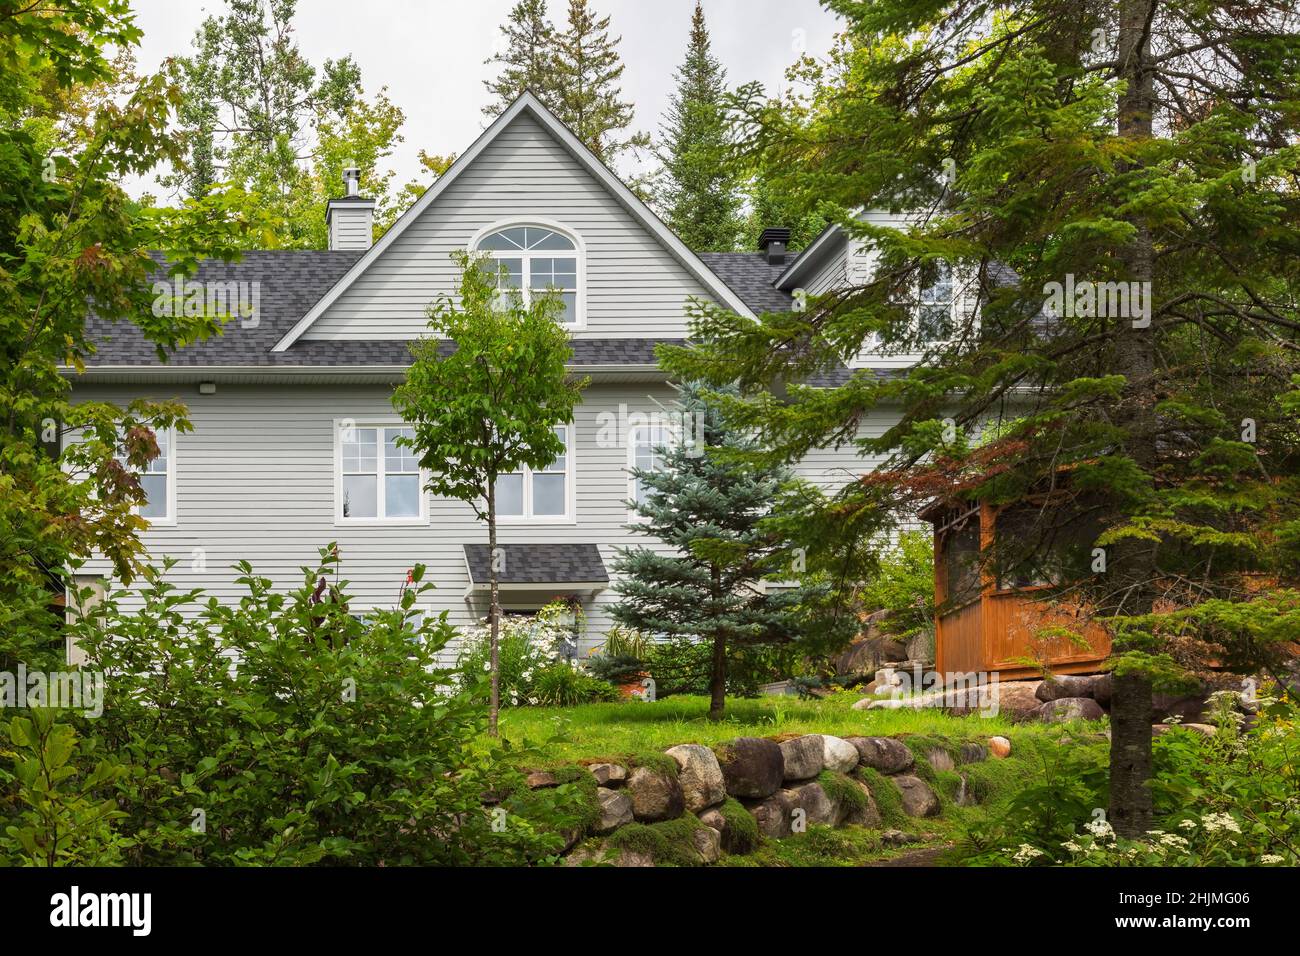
{"left": 585, "top": 653, "right": 646, "bottom": 684}
{"left": 598, "top": 624, "right": 654, "bottom": 660}
{"left": 530, "top": 663, "right": 620, "bottom": 706}
{"left": 857, "top": 530, "right": 935, "bottom": 645}
{"left": 0, "top": 710, "right": 128, "bottom": 866}
{"left": 4, "top": 549, "right": 590, "bottom": 866}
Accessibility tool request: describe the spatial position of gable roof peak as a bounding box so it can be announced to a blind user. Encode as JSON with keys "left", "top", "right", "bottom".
{"left": 271, "top": 93, "right": 753, "bottom": 351}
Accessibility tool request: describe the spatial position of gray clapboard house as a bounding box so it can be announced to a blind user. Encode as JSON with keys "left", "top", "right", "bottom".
{"left": 72, "top": 93, "right": 953, "bottom": 660}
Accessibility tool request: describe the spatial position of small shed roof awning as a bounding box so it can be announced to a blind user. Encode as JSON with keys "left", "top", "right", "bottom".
{"left": 462, "top": 544, "right": 610, "bottom": 592}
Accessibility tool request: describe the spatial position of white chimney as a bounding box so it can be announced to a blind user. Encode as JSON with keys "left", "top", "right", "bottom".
{"left": 326, "top": 165, "right": 375, "bottom": 250}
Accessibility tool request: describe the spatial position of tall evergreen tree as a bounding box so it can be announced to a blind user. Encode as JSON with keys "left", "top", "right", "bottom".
{"left": 665, "top": 1, "right": 1300, "bottom": 836}
{"left": 656, "top": 1, "right": 741, "bottom": 252}
{"left": 611, "top": 383, "right": 826, "bottom": 721}
{"left": 483, "top": 0, "right": 558, "bottom": 116}
{"left": 551, "top": 0, "right": 648, "bottom": 165}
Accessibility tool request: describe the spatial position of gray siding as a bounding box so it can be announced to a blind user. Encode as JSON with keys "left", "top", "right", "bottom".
{"left": 71, "top": 381, "right": 898, "bottom": 661}
{"left": 306, "top": 113, "right": 717, "bottom": 341}
{"left": 74, "top": 382, "right": 681, "bottom": 661}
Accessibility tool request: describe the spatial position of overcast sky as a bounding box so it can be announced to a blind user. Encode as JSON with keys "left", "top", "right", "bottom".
{"left": 124, "top": 0, "right": 842, "bottom": 198}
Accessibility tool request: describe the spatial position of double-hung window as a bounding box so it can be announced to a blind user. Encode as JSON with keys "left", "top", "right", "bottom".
{"left": 628, "top": 423, "right": 673, "bottom": 515}
{"left": 474, "top": 224, "right": 582, "bottom": 327}
{"left": 495, "top": 425, "right": 573, "bottom": 521}
{"left": 116, "top": 426, "right": 175, "bottom": 524}
{"left": 338, "top": 423, "right": 424, "bottom": 522}
{"left": 915, "top": 261, "right": 956, "bottom": 344}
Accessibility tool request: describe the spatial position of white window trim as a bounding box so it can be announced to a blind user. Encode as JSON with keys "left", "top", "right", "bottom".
{"left": 626, "top": 421, "right": 676, "bottom": 522}
{"left": 850, "top": 255, "right": 975, "bottom": 369}
{"left": 496, "top": 422, "right": 577, "bottom": 525}
{"left": 333, "top": 418, "right": 430, "bottom": 526}
{"left": 119, "top": 424, "right": 177, "bottom": 527}
{"left": 469, "top": 218, "right": 587, "bottom": 330}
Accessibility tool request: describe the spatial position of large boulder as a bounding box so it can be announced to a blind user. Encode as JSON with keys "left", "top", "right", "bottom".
{"left": 892, "top": 775, "right": 941, "bottom": 818}
{"left": 594, "top": 787, "right": 634, "bottom": 834}
{"left": 926, "top": 748, "right": 955, "bottom": 772}
{"left": 822, "top": 735, "right": 861, "bottom": 773}
{"left": 959, "top": 742, "right": 988, "bottom": 764}
{"left": 831, "top": 609, "right": 906, "bottom": 677}
{"left": 1036, "top": 674, "right": 1101, "bottom": 702}
{"left": 1151, "top": 692, "right": 1209, "bottom": 724}
{"left": 778, "top": 735, "right": 824, "bottom": 781}
{"left": 625, "top": 766, "right": 685, "bottom": 822}
{"left": 866, "top": 679, "right": 1043, "bottom": 717}
{"left": 971, "top": 680, "right": 1044, "bottom": 718}
{"left": 665, "top": 744, "right": 727, "bottom": 813}
{"left": 787, "top": 781, "right": 837, "bottom": 826}
{"left": 846, "top": 736, "right": 914, "bottom": 774}
{"left": 716, "top": 737, "right": 784, "bottom": 798}
{"left": 745, "top": 790, "right": 796, "bottom": 839}
{"left": 1034, "top": 697, "right": 1106, "bottom": 722}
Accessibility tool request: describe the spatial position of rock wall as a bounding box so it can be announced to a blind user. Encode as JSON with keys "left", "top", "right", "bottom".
{"left": 555, "top": 731, "right": 1014, "bottom": 866}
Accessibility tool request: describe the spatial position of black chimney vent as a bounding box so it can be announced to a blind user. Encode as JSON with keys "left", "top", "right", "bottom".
{"left": 758, "top": 227, "right": 791, "bottom": 265}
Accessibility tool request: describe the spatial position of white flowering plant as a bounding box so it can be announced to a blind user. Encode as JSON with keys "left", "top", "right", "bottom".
{"left": 984, "top": 690, "right": 1300, "bottom": 867}
{"left": 455, "top": 602, "right": 616, "bottom": 706}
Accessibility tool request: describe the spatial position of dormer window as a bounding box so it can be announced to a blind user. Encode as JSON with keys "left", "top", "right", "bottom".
{"left": 474, "top": 223, "right": 583, "bottom": 327}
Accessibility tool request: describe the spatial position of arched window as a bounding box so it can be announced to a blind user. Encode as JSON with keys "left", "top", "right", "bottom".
{"left": 475, "top": 224, "right": 582, "bottom": 326}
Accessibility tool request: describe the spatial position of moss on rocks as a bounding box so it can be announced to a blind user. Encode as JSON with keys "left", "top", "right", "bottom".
{"left": 717, "top": 797, "right": 760, "bottom": 855}
{"left": 818, "top": 770, "right": 869, "bottom": 814}
{"left": 627, "top": 752, "right": 680, "bottom": 777}
{"left": 607, "top": 813, "right": 711, "bottom": 867}
{"left": 856, "top": 766, "right": 909, "bottom": 829}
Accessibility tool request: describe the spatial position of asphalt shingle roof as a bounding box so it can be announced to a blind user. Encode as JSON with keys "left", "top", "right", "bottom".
{"left": 462, "top": 543, "right": 609, "bottom": 586}
{"left": 83, "top": 251, "right": 792, "bottom": 369}
{"left": 80, "top": 247, "right": 864, "bottom": 386}
{"left": 697, "top": 252, "right": 793, "bottom": 314}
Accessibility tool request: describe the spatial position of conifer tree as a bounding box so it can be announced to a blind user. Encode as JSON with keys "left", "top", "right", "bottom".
{"left": 611, "top": 383, "right": 825, "bottom": 721}
{"left": 483, "top": 0, "right": 559, "bottom": 116}
{"left": 665, "top": 0, "right": 1300, "bottom": 836}
{"left": 656, "top": 2, "right": 741, "bottom": 251}
{"left": 551, "top": 0, "right": 648, "bottom": 165}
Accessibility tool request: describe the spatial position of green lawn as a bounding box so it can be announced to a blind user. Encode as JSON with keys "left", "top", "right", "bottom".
{"left": 486, "top": 691, "right": 1107, "bottom": 867}
{"left": 489, "top": 690, "right": 1044, "bottom": 768}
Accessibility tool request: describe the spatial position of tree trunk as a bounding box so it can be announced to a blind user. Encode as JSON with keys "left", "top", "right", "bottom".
{"left": 708, "top": 632, "right": 727, "bottom": 722}
{"left": 708, "top": 565, "right": 726, "bottom": 721}
{"left": 1108, "top": 0, "right": 1158, "bottom": 837}
{"left": 487, "top": 480, "right": 501, "bottom": 738}
{"left": 1109, "top": 671, "right": 1153, "bottom": 835}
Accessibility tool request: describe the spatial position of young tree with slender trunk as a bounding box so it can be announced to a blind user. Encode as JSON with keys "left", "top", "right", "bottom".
{"left": 665, "top": 0, "right": 1300, "bottom": 835}
{"left": 393, "top": 253, "right": 587, "bottom": 735}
